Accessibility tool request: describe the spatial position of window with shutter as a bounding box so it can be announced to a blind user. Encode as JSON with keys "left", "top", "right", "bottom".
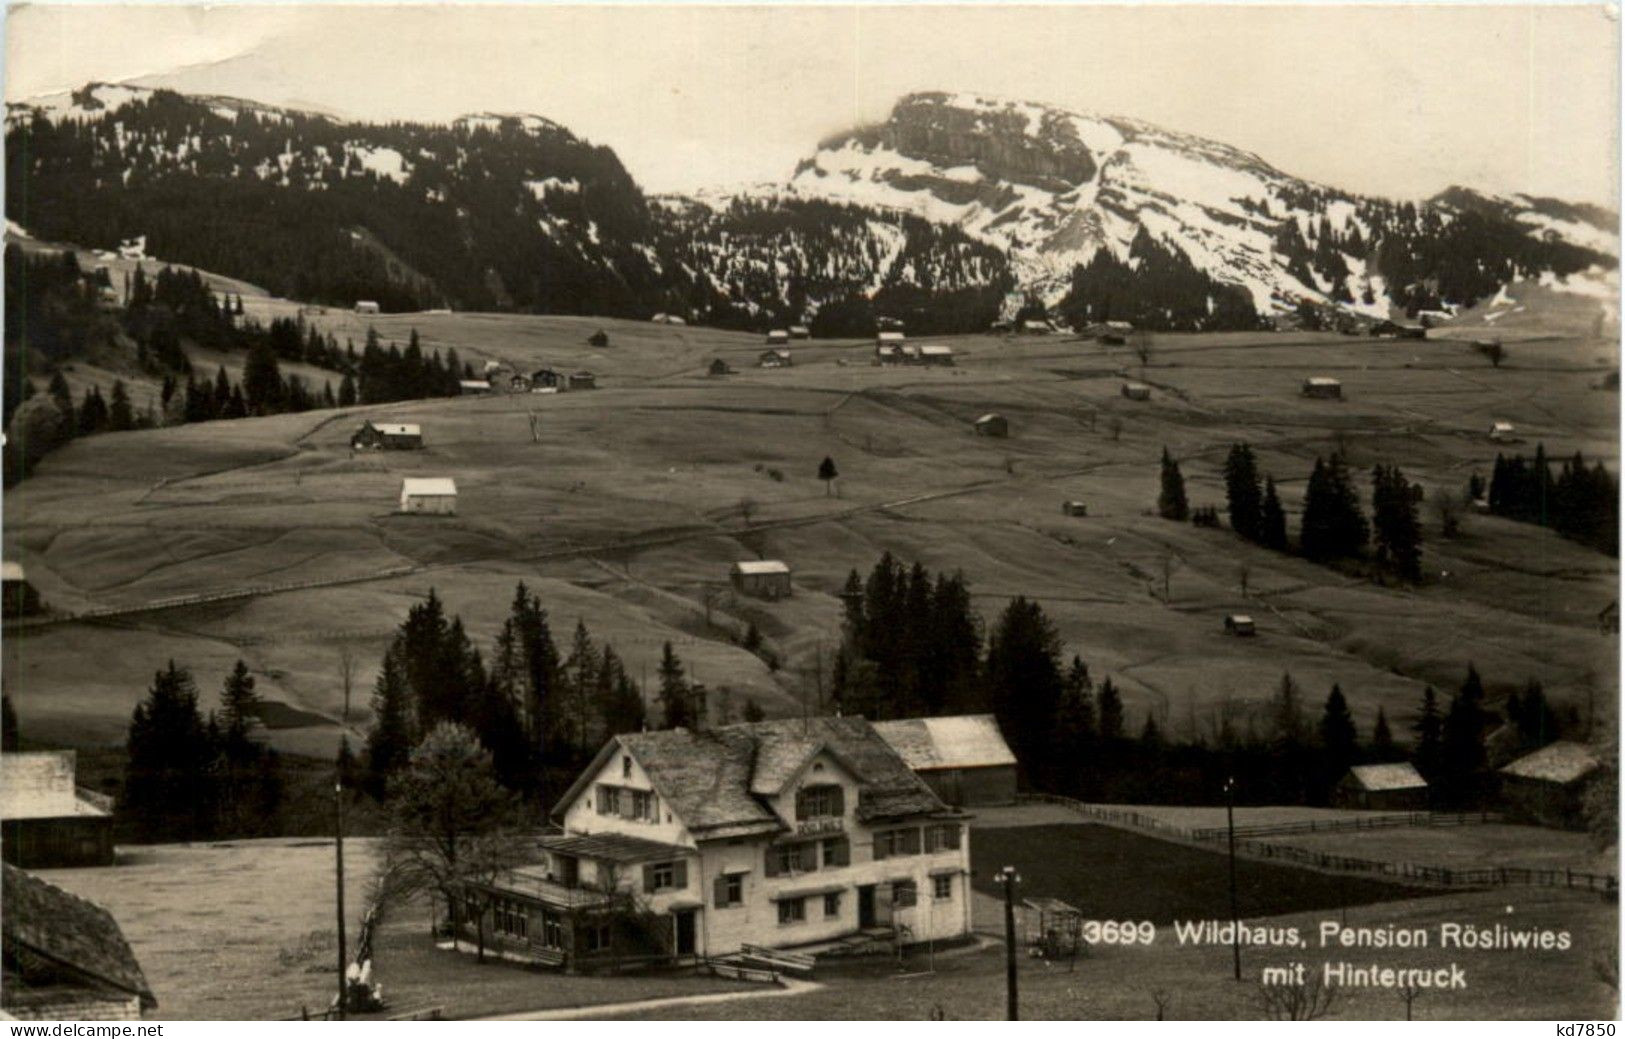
{"left": 642, "top": 864, "right": 657, "bottom": 893}
{"left": 764, "top": 847, "right": 781, "bottom": 877}
{"left": 829, "top": 786, "right": 845, "bottom": 817}
{"left": 672, "top": 860, "right": 688, "bottom": 889}
{"left": 821, "top": 836, "right": 849, "bottom": 868}
{"left": 713, "top": 874, "right": 729, "bottom": 908}
{"left": 901, "top": 828, "right": 921, "bottom": 855}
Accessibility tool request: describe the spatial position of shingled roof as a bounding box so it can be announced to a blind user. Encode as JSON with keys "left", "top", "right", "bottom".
{"left": 1344, "top": 762, "right": 1428, "bottom": 792}
{"left": 561, "top": 717, "right": 949, "bottom": 838}
{"left": 2, "top": 864, "right": 155, "bottom": 1012}
{"left": 872, "top": 715, "right": 1017, "bottom": 772}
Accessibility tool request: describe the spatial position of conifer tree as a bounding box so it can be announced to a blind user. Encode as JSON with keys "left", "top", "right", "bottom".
{"left": 366, "top": 645, "right": 414, "bottom": 796}
{"left": 657, "top": 642, "right": 694, "bottom": 729}
{"left": 1224, "top": 443, "right": 1263, "bottom": 541}
{"left": 1158, "top": 447, "right": 1190, "bottom": 521}
{"left": 1413, "top": 686, "right": 1443, "bottom": 780}
{"left": 1096, "top": 677, "right": 1125, "bottom": 743}
{"left": 107, "top": 380, "right": 134, "bottom": 431}
{"left": 1319, "top": 684, "right": 1357, "bottom": 777}
{"left": 2, "top": 694, "right": 18, "bottom": 751}
{"left": 1371, "top": 706, "right": 1395, "bottom": 760}
{"left": 1259, "top": 476, "right": 1288, "bottom": 550}
{"left": 124, "top": 661, "right": 217, "bottom": 840}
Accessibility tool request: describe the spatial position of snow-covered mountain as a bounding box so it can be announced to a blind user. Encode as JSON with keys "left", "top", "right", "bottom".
{"left": 6, "top": 83, "right": 1615, "bottom": 330}
{"left": 773, "top": 91, "right": 1618, "bottom": 316}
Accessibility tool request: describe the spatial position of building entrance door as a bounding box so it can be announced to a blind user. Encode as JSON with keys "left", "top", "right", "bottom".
{"left": 857, "top": 885, "right": 876, "bottom": 928}
{"left": 673, "top": 908, "right": 696, "bottom": 957}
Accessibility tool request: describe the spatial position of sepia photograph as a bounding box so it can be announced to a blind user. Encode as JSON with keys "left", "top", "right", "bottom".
{"left": 0, "top": 2, "right": 1618, "bottom": 1024}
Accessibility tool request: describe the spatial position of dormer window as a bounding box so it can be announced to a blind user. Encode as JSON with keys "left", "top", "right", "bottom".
{"left": 795, "top": 784, "right": 844, "bottom": 820}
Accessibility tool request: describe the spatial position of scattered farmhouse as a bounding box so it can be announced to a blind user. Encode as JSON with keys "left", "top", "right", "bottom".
{"left": 877, "top": 316, "right": 905, "bottom": 332}
{"left": 458, "top": 379, "right": 492, "bottom": 395}
{"left": 1020, "top": 320, "right": 1052, "bottom": 335}
{"left": 399, "top": 477, "right": 457, "bottom": 515}
{"left": 974, "top": 413, "right": 1009, "bottom": 438}
{"left": 877, "top": 330, "right": 906, "bottom": 350}
{"left": 788, "top": 325, "right": 811, "bottom": 340}
{"left": 871, "top": 715, "right": 1018, "bottom": 807}
{"left": 117, "top": 236, "right": 146, "bottom": 261}
{"left": 730, "top": 560, "right": 792, "bottom": 600}
{"left": 0, "top": 752, "right": 114, "bottom": 869}
{"left": 1499, "top": 741, "right": 1600, "bottom": 829}
{"left": 1370, "top": 320, "right": 1425, "bottom": 339}
{"left": 765, "top": 330, "right": 790, "bottom": 346}
{"left": 1121, "top": 382, "right": 1152, "bottom": 401}
{"left": 1332, "top": 763, "right": 1429, "bottom": 810}
{"left": 918, "top": 345, "right": 955, "bottom": 367}
{"left": 2, "top": 561, "right": 41, "bottom": 618}
{"left": 1224, "top": 614, "right": 1256, "bottom": 637}
{"left": 875, "top": 343, "right": 905, "bottom": 365}
{"left": 1, "top": 864, "right": 155, "bottom": 1020}
{"left": 1489, "top": 421, "right": 1516, "bottom": 442}
{"left": 455, "top": 717, "right": 972, "bottom": 967}
{"left": 759, "top": 348, "right": 792, "bottom": 369}
{"left": 1301, "top": 377, "right": 1342, "bottom": 399}
{"left": 532, "top": 368, "right": 565, "bottom": 391}
{"left": 1061, "top": 501, "right": 1088, "bottom": 517}
{"left": 651, "top": 313, "right": 687, "bottom": 325}
{"left": 350, "top": 421, "right": 423, "bottom": 451}
{"left": 588, "top": 329, "right": 609, "bottom": 348}
{"left": 569, "top": 371, "right": 597, "bottom": 391}
{"left": 355, "top": 300, "right": 381, "bottom": 315}
{"left": 708, "top": 359, "right": 733, "bottom": 377}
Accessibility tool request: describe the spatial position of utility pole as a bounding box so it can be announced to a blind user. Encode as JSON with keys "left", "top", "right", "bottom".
{"left": 997, "top": 865, "right": 1020, "bottom": 1020}
{"left": 1225, "top": 775, "right": 1240, "bottom": 982}
{"left": 335, "top": 773, "right": 347, "bottom": 1019}
{"left": 335, "top": 646, "right": 354, "bottom": 1020}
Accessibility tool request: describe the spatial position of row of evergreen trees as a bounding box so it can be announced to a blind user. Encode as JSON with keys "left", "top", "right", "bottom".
{"left": 1170, "top": 443, "right": 1426, "bottom": 581}
{"left": 120, "top": 660, "right": 282, "bottom": 841}
{"left": 1487, "top": 446, "right": 1618, "bottom": 556}
{"left": 363, "top": 584, "right": 660, "bottom": 802}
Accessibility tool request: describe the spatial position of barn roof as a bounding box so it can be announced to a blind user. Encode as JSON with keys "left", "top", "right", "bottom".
{"left": 731, "top": 560, "right": 790, "bottom": 575}
{"left": 458, "top": 379, "right": 491, "bottom": 389}
{"left": 2, "top": 864, "right": 155, "bottom": 1010}
{"left": 976, "top": 413, "right": 1005, "bottom": 424}
{"left": 374, "top": 423, "right": 421, "bottom": 437}
{"left": 919, "top": 345, "right": 954, "bottom": 356}
{"left": 877, "top": 331, "right": 906, "bottom": 343}
{"left": 1, "top": 561, "right": 23, "bottom": 581}
{"left": 559, "top": 717, "right": 949, "bottom": 834}
{"left": 1304, "top": 376, "right": 1342, "bottom": 386}
{"left": 0, "top": 753, "right": 110, "bottom": 821}
{"left": 1500, "top": 741, "right": 1600, "bottom": 785}
{"left": 1345, "top": 762, "right": 1427, "bottom": 792}
{"left": 872, "top": 715, "right": 1017, "bottom": 772}
{"left": 401, "top": 477, "right": 457, "bottom": 497}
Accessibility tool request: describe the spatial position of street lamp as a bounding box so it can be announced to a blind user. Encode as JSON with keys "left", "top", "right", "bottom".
{"left": 996, "top": 865, "right": 1021, "bottom": 1020}
{"left": 1224, "top": 775, "right": 1240, "bottom": 981}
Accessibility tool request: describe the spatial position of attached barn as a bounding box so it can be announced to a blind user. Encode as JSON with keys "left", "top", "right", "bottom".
{"left": 974, "top": 413, "right": 1009, "bottom": 438}
{"left": 872, "top": 715, "right": 1018, "bottom": 807}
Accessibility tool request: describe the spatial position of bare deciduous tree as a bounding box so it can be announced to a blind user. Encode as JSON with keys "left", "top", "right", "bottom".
{"left": 1434, "top": 487, "right": 1466, "bottom": 539}
{"left": 1256, "top": 973, "right": 1338, "bottom": 1021}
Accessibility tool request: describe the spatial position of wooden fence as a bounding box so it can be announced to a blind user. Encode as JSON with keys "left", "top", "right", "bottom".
{"left": 1021, "top": 793, "right": 1617, "bottom": 895}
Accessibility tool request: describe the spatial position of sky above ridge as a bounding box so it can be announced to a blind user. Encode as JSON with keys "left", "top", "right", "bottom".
{"left": 6, "top": 4, "right": 1619, "bottom": 207}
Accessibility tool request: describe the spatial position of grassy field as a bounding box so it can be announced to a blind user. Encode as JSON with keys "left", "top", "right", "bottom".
{"left": 34, "top": 838, "right": 383, "bottom": 1020}
{"left": 32, "top": 837, "right": 750, "bottom": 1020}
{"left": 618, "top": 888, "right": 1616, "bottom": 1020}
{"left": 1276, "top": 824, "right": 1611, "bottom": 874}
{"left": 4, "top": 311, "right": 1615, "bottom": 760}
{"left": 968, "top": 823, "right": 1435, "bottom": 923}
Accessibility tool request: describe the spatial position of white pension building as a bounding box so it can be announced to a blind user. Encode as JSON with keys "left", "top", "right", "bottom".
{"left": 459, "top": 717, "right": 973, "bottom": 969}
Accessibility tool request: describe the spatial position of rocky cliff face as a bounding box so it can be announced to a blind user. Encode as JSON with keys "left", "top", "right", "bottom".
{"left": 783, "top": 91, "right": 1617, "bottom": 315}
